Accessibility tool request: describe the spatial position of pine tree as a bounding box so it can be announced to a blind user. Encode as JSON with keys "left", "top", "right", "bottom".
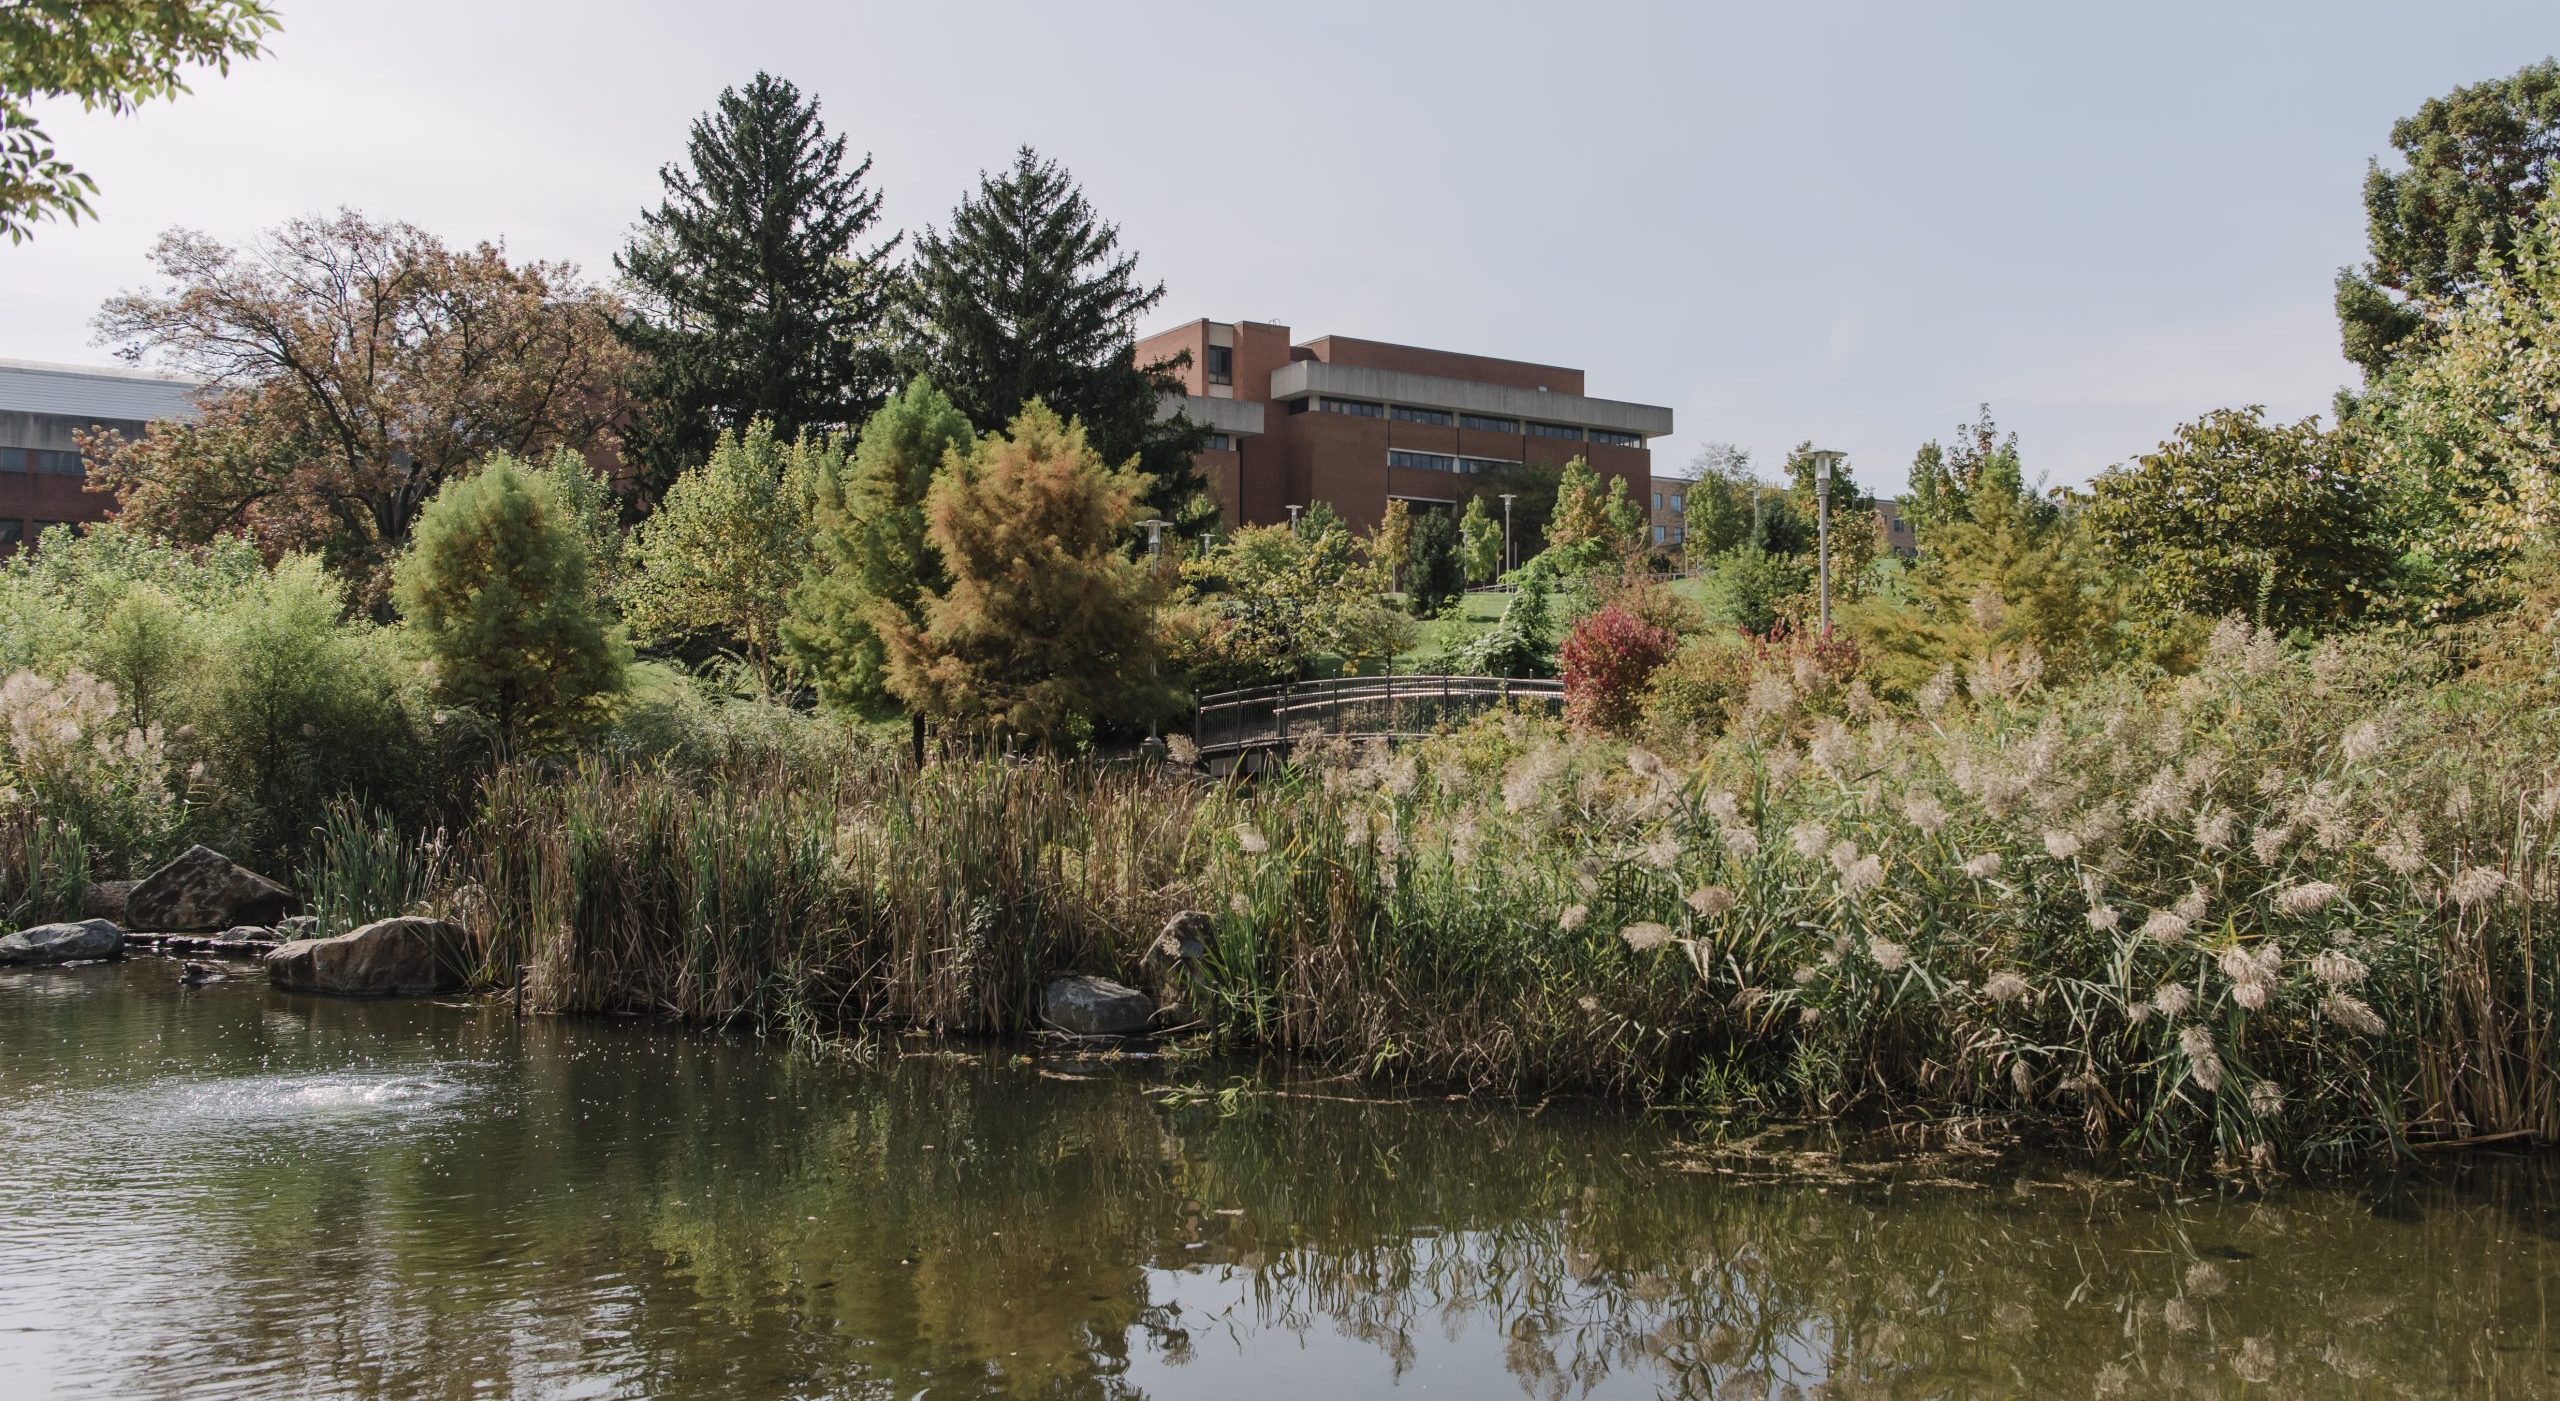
{"left": 1408, "top": 509, "right": 1463, "bottom": 613}
{"left": 781, "top": 376, "right": 974, "bottom": 710}
{"left": 878, "top": 402, "right": 1171, "bottom": 745}
{"left": 616, "top": 73, "right": 900, "bottom": 493}
{"left": 394, "top": 457, "right": 627, "bottom": 746}
{"left": 905, "top": 147, "right": 1204, "bottom": 518}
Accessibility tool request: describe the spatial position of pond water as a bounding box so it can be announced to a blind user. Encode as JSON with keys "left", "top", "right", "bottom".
{"left": 4, "top": 960, "right": 2557, "bottom": 1398}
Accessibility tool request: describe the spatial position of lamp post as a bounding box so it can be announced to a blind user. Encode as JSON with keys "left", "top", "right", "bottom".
{"left": 1809, "top": 449, "right": 1845, "bottom": 637}
{"left": 1139, "top": 518, "right": 1171, "bottom": 565}
{"left": 1286, "top": 503, "right": 1303, "bottom": 534}
{"left": 1138, "top": 518, "right": 1172, "bottom": 746}
{"left": 1498, "top": 492, "right": 1517, "bottom": 574}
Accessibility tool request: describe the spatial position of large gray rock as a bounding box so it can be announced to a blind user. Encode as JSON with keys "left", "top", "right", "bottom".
{"left": 128, "top": 846, "right": 296, "bottom": 932}
{"left": 0, "top": 919, "right": 125, "bottom": 965}
{"left": 1039, "top": 974, "right": 1157, "bottom": 1037}
{"left": 264, "top": 916, "right": 471, "bottom": 997}
{"left": 80, "top": 879, "right": 137, "bottom": 923}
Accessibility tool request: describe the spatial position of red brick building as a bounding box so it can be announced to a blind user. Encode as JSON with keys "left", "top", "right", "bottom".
{"left": 0, "top": 359, "right": 203, "bottom": 554}
{"left": 1134, "top": 320, "right": 1672, "bottom": 533}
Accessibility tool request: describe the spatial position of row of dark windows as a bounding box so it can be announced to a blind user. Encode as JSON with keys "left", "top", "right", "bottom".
{"left": 1385, "top": 450, "right": 1521, "bottom": 476}
{"left": 1205, "top": 344, "right": 1233, "bottom": 386}
{"left": 0, "top": 519, "right": 80, "bottom": 549}
{"left": 3, "top": 447, "right": 87, "bottom": 476}
{"left": 1297, "top": 400, "right": 1643, "bottom": 447}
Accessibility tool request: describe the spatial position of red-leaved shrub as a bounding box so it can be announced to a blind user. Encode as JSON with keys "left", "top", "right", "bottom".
{"left": 1561, "top": 603, "right": 1678, "bottom": 733}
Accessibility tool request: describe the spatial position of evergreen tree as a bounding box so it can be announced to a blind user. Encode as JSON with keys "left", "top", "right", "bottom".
{"left": 394, "top": 457, "right": 626, "bottom": 747}
{"left": 616, "top": 73, "right": 900, "bottom": 493}
{"left": 1408, "top": 509, "right": 1463, "bottom": 614}
{"left": 1458, "top": 495, "right": 1503, "bottom": 584}
{"left": 781, "top": 376, "right": 975, "bottom": 710}
{"left": 621, "top": 420, "right": 827, "bottom": 679}
{"left": 905, "top": 147, "right": 1204, "bottom": 518}
{"left": 1905, "top": 405, "right": 2042, "bottom": 534}
{"left": 878, "top": 402, "right": 1172, "bottom": 745}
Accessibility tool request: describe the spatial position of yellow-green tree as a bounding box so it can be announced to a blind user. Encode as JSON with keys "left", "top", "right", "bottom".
{"left": 1458, "top": 495, "right": 1502, "bottom": 583}
{"left": 1542, "top": 456, "right": 1644, "bottom": 569}
{"left": 621, "top": 420, "right": 826, "bottom": 678}
{"left": 878, "top": 403, "right": 1171, "bottom": 745}
{"left": 1370, "top": 498, "right": 1413, "bottom": 593}
{"left": 394, "top": 457, "right": 626, "bottom": 746}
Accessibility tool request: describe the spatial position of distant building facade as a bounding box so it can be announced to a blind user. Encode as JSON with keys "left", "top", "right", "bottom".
{"left": 1648, "top": 473, "right": 1693, "bottom": 549}
{"left": 1874, "top": 496, "right": 1917, "bottom": 558}
{"left": 0, "top": 359, "right": 203, "bottom": 553}
{"left": 1136, "top": 320, "right": 1672, "bottom": 533}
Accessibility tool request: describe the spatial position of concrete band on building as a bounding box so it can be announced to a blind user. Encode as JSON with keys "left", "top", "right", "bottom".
{"left": 0, "top": 358, "right": 204, "bottom": 553}
{"left": 1140, "top": 319, "right": 1672, "bottom": 533}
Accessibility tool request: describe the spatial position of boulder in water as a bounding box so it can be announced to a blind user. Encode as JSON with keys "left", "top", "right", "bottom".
{"left": 80, "top": 880, "right": 137, "bottom": 924}
{"left": 264, "top": 916, "right": 471, "bottom": 997}
{"left": 128, "top": 846, "right": 296, "bottom": 932}
{"left": 1039, "top": 974, "right": 1157, "bottom": 1037}
{"left": 0, "top": 919, "right": 126, "bottom": 966}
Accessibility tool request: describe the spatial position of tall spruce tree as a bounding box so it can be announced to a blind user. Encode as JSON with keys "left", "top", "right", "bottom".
{"left": 905, "top": 147, "right": 1204, "bottom": 517}
{"left": 616, "top": 73, "right": 900, "bottom": 493}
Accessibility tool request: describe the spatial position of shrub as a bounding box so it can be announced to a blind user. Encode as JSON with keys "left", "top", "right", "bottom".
{"left": 1407, "top": 509, "right": 1463, "bottom": 614}
{"left": 1561, "top": 603, "right": 1677, "bottom": 733}
{"left": 0, "top": 669, "right": 181, "bottom": 898}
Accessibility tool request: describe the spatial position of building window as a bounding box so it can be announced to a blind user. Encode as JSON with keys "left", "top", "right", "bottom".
{"left": 1321, "top": 397, "right": 1383, "bottom": 417}
{"left": 30, "top": 448, "right": 83, "bottom": 476}
{"left": 1457, "top": 456, "right": 1516, "bottom": 476}
{"left": 1286, "top": 398, "right": 1309, "bottom": 414}
{"left": 1458, "top": 413, "right": 1518, "bottom": 434}
{"left": 1591, "top": 429, "right": 1642, "bottom": 448}
{"left": 1652, "top": 525, "right": 1665, "bottom": 544}
{"left": 1670, "top": 494, "right": 1684, "bottom": 513}
{"left": 1672, "top": 525, "right": 1685, "bottom": 544}
{"left": 1204, "top": 433, "right": 1233, "bottom": 451}
{"left": 0, "top": 521, "right": 20, "bottom": 550}
{"left": 1390, "top": 405, "right": 1452, "bottom": 426}
{"left": 1651, "top": 491, "right": 1663, "bottom": 511}
{"left": 1387, "top": 449, "right": 1458, "bottom": 473}
{"left": 1205, "top": 345, "right": 1233, "bottom": 386}
{"left": 1527, "top": 422, "right": 1583, "bottom": 441}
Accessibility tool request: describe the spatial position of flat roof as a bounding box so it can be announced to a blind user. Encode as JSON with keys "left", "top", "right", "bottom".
{"left": 0, "top": 358, "right": 204, "bottom": 423}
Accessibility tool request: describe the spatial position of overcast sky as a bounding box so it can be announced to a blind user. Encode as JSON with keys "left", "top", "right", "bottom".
{"left": 4, "top": 1, "right": 2553, "bottom": 493}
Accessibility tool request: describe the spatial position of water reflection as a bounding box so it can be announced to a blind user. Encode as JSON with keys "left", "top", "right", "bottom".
{"left": 1, "top": 960, "right": 2554, "bottom": 1398}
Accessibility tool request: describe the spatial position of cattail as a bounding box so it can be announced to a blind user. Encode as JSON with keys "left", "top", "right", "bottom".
{"left": 2310, "top": 949, "right": 2367, "bottom": 985}
{"left": 2180, "top": 1025, "right": 2223, "bottom": 1092}
{"left": 1687, "top": 885, "right": 1737, "bottom": 918}
{"left": 2140, "top": 909, "right": 2190, "bottom": 944}
{"left": 2043, "top": 829, "right": 2083, "bottom": 860}
{"left": 1619, "top": 922, "right": 1674, "bottom": 952}
{"left": 2274, "top": 881, "right": 2343, "bottom": 916}
{"left": 2011, "top": 1060, "right": 2034, "bottom": 1098}
{"left": 2152, "top": 983, "right": 2193, "bottom": 1018}
{"left": 2321, "top": 994, "right": 2385, "bottom": 1036}
{"left": 1234, "top": 823, "right": 1270, "bottom": 855}
{"left": 2450, "top": 866, "right": 2508, "bottom": 909}
{"left": 1983, "top": 971, "right": 2031, "bottom": 1004}
{"left": 1961, "top": 852, "right": 2004, "bottom": 880}
{"left": 1901, "top": 792, "right": 1950, "bottom": 834}
{"left": 1868, "top": 938, "right": 1910, "bottom": 973}
{"left": 1559, "top": 903, "right": 1589, "bottom": 932}
{"left": 1789, "top": 821, "right": 1831, "bottom": 860}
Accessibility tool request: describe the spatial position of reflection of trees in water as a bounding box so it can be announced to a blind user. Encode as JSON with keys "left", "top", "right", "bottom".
{"left": 18, "top": 977, "right": 2560, "bottom": 1399}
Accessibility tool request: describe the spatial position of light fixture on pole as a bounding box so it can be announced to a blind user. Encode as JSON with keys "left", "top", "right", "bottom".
{"left": 1498, "top": 492, "right": 1517, "bottom": 574}
{"left": 1286, "top": 504, "right": 1303, "bottom": 534}
{"left": 1138, "top": 518, "right": 1173, "bottom": 745}
{"left": 1139, "top": 518, "right": 1171, "bottom": 564}
{"left": 1809, "top": 449, "right": 1845, "bottom": 637}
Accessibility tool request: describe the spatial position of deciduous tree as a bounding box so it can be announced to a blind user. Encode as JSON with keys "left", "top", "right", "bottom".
{"left": 395, "top": 456, "right": 626, "bottom": 747}
{"left": 781, "top": 376, "right": 974, "bottom": 710}
{"left": 616, "top": 73, "right": 901, "bottom": 494}
{"left": 87, "top": 212, "right": 633, "bottom": 604}
{"left": 620, "top": 420, "right": 825, "bottom": 678}
{"left": 1458, "top": 495, "right": 1502, "bottom": 584}
{"left": 1, "top": 0, "right": 275, "bottom": 241}
{"left": 878, "top": 403, "right": 1171, "bottom": 744}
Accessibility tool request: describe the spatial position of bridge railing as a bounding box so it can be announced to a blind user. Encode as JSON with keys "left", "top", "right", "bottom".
{"left": 1192, "top": 673, "right": 1564, "bottom": 757}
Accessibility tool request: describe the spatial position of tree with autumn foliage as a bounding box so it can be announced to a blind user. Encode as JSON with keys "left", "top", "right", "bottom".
{"left": 878, "top": 402, "right": 1172, "bottom": 745}
{"left": 86, "top": 212, "right": 633, "bottom": 605}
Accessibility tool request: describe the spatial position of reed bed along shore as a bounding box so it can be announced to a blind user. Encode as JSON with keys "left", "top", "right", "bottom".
{"left": 320, "top": 620, "right": 2555, "bottom": 1172}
